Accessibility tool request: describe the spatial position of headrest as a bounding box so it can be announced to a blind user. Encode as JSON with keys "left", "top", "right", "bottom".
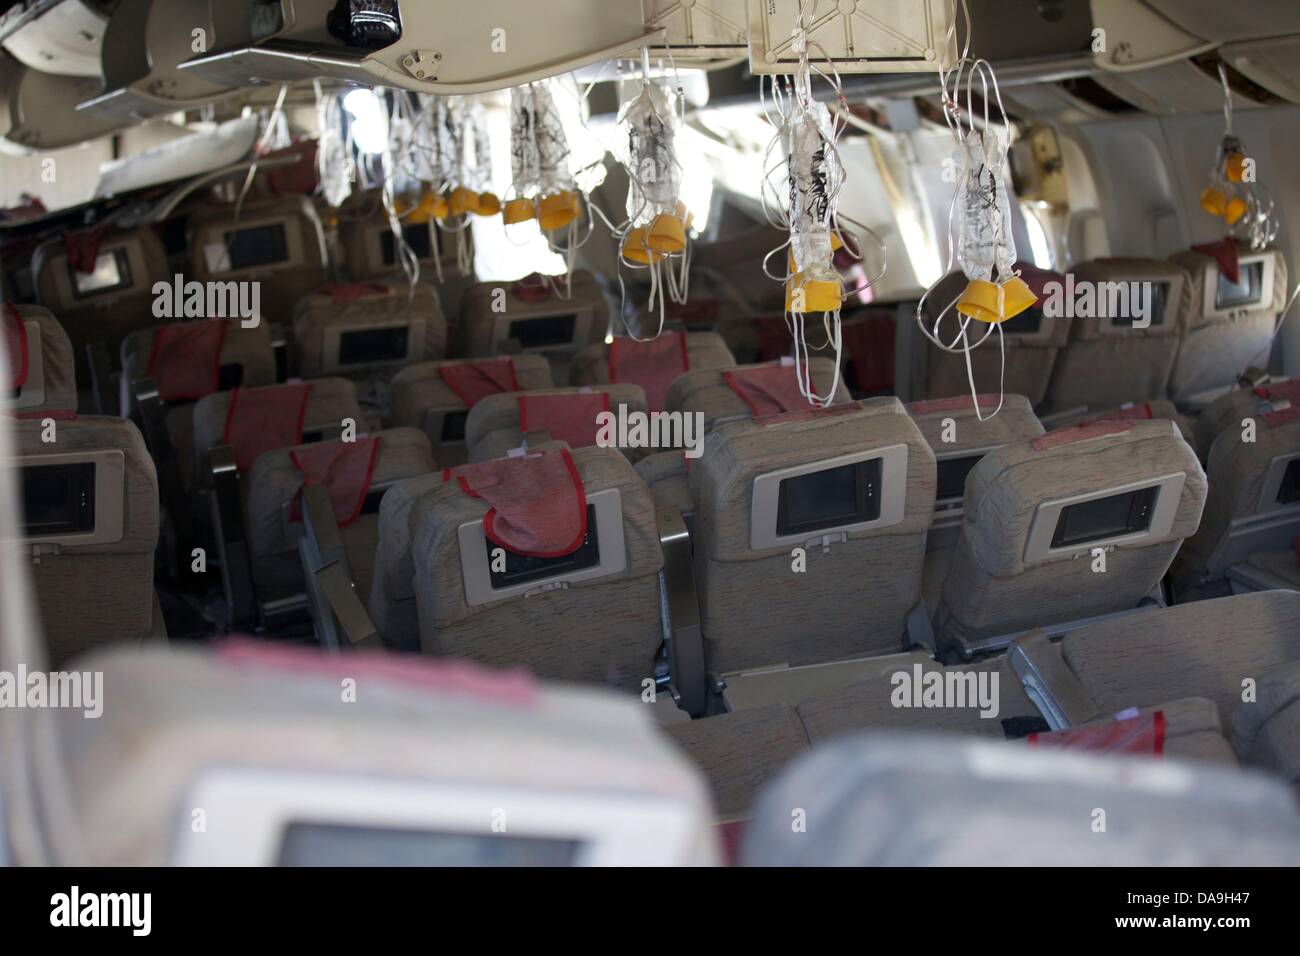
{"left": 58, "top": 643, "right": 713, "bottom": 865}
{"left": 963, "top": 419, "right": 1207, "bottom": 576}
{"left": 692, "top": 397, "right": 934, "bottom": 560}
{"left": 608, "top": 332, "right": 690, "bottom": 413}
{"left": 1066, "top": 258, "right": 1192, "bottom": 339}
{"left": 292, "top": 280, "right": 446, "bottom": 376}
{"left": 838, "top": 309, "right": 895, "bottom": 394}
{"left": 740, "top": 732, "right": 1300, "bottom": 865}
{"left": 1171, "top": 245, "right": 1287, "bottom": 320}
{"left": 409, "top": 445, "right": 660, "bottom": 628}
{"left": 121, "top": 318, "right": 276, "bottom": 404}
{"left": 5, "top": 415, "right": 158, "bottom": 556}
{"left": 458, "top": 270, "right": 608, "bottom": 356}
{"left": 246, "top": 428, "right": 435, "bottom": 559}
{"left": 32, "top": 226, "right": 167, "bottom": 312}
{"left": 907, "top": 393, "right": 1043, "bottom": 452}
{"left": 2, "top": 303, "right": 76, "bottom": 415}
{"left": 664, "top": 358, "right": 849, "bottom": 431}
{"left": 464, "top": 385, "right": 648, "bottom": 453}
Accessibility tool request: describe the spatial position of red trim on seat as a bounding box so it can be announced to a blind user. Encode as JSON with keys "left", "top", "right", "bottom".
{"left": 322, "top": 282, "right": 390, "bottom": 304}
{"left": 288, "top": 435, "right": 383, "bottom": 528}
{"left": 437, "top": 357, "right": 520, "bottom": 408}
{"left": 907, "top": 394, "right": 1003, "bottom": 416}
{"left": 1262, "top": 406, "right": 1300, "bottom": 428}
{"left": 221, "top": 383, "right": 314, "bottom": 472}
{"left": 146, "top": 319, "right": 229, "bottom": 402}
{"left": 1030, "top": 420, "right": 1132, "bottom": 452}
{"left": 754, "top": 403, "right": 860, "bottom": 427}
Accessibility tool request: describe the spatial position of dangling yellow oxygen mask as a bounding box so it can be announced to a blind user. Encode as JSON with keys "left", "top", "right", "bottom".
{"left": 1200, "top": 62, "right": 1279, "bottom": 251}
{"left": 612, "top": 48, "right": 692, "bottom": 341}
{"left": 915, "top": 39, "right": 1031, "bottom": 422}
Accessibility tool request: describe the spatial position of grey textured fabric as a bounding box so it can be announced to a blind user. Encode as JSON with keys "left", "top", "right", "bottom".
{"left": 464, "top": 384, "right": 649, "bottom": 463}
{"left": 664, "top": 358, "right": 851, "bottom": 433}
{"left": 368, "top": 439, "right": 571, "bottom": 650}
{"left": 188, "top": 196, "right": 329, "bottom": 324}
{"left": 1062, "top": 591, "right": 1300, "bottom": 725}
{"left": 740, "top": 732, "right": 1300, "bottom": 866}
{"left": 7, "top": 303, "right": 77, "bottom": 415}
{"left": 244, "top": 428, "right": 435, "bottom": 604}
{"left": 1056, "top": 399, "right": 1195, "bottom": 444}
{"left": 1193, "top": 381, "right": 1292, "bottom": 458}
{"left": 457, "top": 270, "right": 609, "bottom": 357}
{"left": 59, "top": 644, "right": 714, "bottom": 865}
{"left": 387, "top": 354, "right": 553, "bottom": 463}
{"left": 1231, "top": 660, "right": 1300, "bottom": 783}
{"left": 1044, "top": 259, "right": 1193, "bottom": 411}
{"left": 691, "top": 400, "right": 936, "bottom": 672}
{"left": 919, "top": 271, "right": 1071, "bottom": 406}
{"left": 1169, "top": 247, "right": 1288, "bottom": 402}
{"left": 10, "top": 416, "right": 158, "bottom": 663}
{"left": 665, "top": 704, "right": 811, "bottom": 821}
{"left": 1176, "top": 412, "right": 1300, "bottom": 585}
{"left": 409, "top": 446, "right": 663, "bottom": 690}
{"left": 119, "top": 319, "right": 277, "bottom": 416}
{"left": 569, "top": 332, "right": 736, "bottom": 390}
{"left": 936, "top": 420, "right": 1208, "bottom": 642}
{"left": 292, "top": 282, "right": 446, "bottom": 378}
{"left": 190, "top": 378, "right": 362, "bottom": 485}
{"left": 907, "top": 393, "right": 1043, "bottom": 454}
{"left": 1245, "top": 549, "right": 1300, "bottom": 587}
{"left": 634, "top": 450, "right": 695, "bottom": 515}
{"left": 795, "top": 657, "right": 1034, "bottom": 743}
{"left": 32, "top": 226, "right": 170, "bottom": 391}
{"left": 336, "top": 199, "right": 457, "bottom": 281}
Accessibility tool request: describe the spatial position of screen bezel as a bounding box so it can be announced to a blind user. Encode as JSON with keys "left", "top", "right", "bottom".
{"left": 457, "top": 487, "right": 626, "bottom": 606}
{"left": 68, "top": 248, "right": 134, "bottom": 300}
{"left": 489, "top": 305, "right": 595, "bottom": 353}
{"left": 1257, "top": 453, "right": 1300, "bottom": 515}
{"left": 1048, "top": 485, "right": 1159, "bottom": 549}
{"left": 1024, "top": 472, "right": 1186, "bottom": 562}
{"left": 6, "top": 449, "right": 126, "bottom": 548}
{"left": 1202, "top": 253, "right": 1275, "bottom": 320}
{"left": 201, "top": 215, "right": 304, "bottom": 276}
{"left": 377, "top": 222, "right": 436, "bottom": 266}
{"left": 749, "top": 444, "right": 909, "bottom": 550}
{"left": 323, "top": 321, "right": 417, "bottom": 370}
{"left": 1095, "top": 275, "right": 1180, "bottom": 335}
{"left": 169, "top": 766, "right": 705, "bottom": 866}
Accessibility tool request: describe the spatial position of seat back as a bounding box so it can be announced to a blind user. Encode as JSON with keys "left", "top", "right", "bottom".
{"left": 1194, "top": 378, "right": 1294, "bottom": 457}
{"left": 407, "top": 446, "right": 664, "bottom": 689}
{"left": 569, "top": 331, "right": 735, "bottom": 411}
{"left": 292, "top": 281, "right": 446, "bottom": 378}
{"left": 1168, "top": 246, "right": 1288, "bottom": 402}
{"left": 458, "top": 270, "right": 609, "bottom": 358}
{"left": 1177, "top": 406, "right": 1300, "bottom": 586}
{"left": 1043, "top": 258, "right": 1192, "bottom": 411}
{"left": 665, "top": 358, "right": 851, "bottom": 433}
{"left": 464, "top": 384, "right": 648, "bottom": 463}
{"left": 691, "top": 399, "right": 936, "bottom": 673}
{"left": 32, "top": 225, "right": 169, "bottom": 386}
{"left": 245, "top": 427, "right": 435, "bottom": 604}
{"left": 742, "top": 732, "right": 1300, "bottom": 865}
{"left": 188, "top": 196, "right": 329, "bottom": 322}
{"left": 120, "top": 317, "right": 277, "bottom": 412}
{"left": 388, "top": 355, "right": 553, "bottom": 466}
{"left": 937, "top": 420, "right": 1207, "bottom": 644}
{"left": 3, "top": 415, "right": 159, "bottom": 662}
{"left": 3, "top": 303, "right": 77, "bottom": 416}
{"left": 916, "top": 269, "right": 1070, "bottom": 406}
{"left": 337, "top": 201, "right": 455, "bottom": 281}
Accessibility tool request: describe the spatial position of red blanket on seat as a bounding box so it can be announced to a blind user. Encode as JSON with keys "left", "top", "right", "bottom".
{"left": 222, "top": 383, "right": 313, "bottom": 472}
{"left": 517, "top": 391, "right": 611, "bottom": 449}
{"left": 438, "top": 357, "right": 520, "bottom": 407}
{"left": 289, "top": 435, "right": 382, "bottom": 527}
{"left": 147, "top": 320, "right": 229, "bottom": 402}
{"left": 609, "top": 332, "right": 689, "bottom": 413}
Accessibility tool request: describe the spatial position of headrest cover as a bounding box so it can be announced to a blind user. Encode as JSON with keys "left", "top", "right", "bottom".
{"left": 1255, "top": 380, "right": 1300, "bottom": 403}
{"left": 1030, "top": 420, "right": 1133, "bottom": 452}
{"left": 438, "top": 358, "right": 520, "bottom": 407}
{"left": 908, "top": 394, "right": 1004, "bottom": 416}
{"left": 444, "top": 448, "right": 588, "bottom": 557}
{"left": 1076, "top": 402, "right": 1156, "bottom": 425}
{"left": 1190, "top": 237, "right": 1240, "bottom": 284}
{"left": 1014, "top": 261, "right": 1064, "bottom": 299}
{"left": 724, "top": 363, "right": 822, "bottom": 416}
{"left": 64, "top": 224, "right": 110, "bottom": 275}
{"left": 518, "top": 391, "right": 611, "bottom": 449}
{"left": 322, "top": 282, "right": 390, "bottom": 304}
{"left": 1028, "top": 710, "right": 1166, "bottom": 755}
{"left": 609, "top": 332, "right": 689, "bottom": 413}
{"left": 1262, "top": 406, "right": 1300, "bottom": 429}
{"left": 2, "top": 302, "right": 28, "bottom": 391}
{"left": 289, "top": 435, "right": 382, "bottom": 528}
{"left": 146, "top": 320, "right": 229, "bottom": 402}
{"left": 223, "top": 383, "right": 313, "bottom": 471}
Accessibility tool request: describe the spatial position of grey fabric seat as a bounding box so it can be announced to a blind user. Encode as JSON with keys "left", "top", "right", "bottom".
{"left": 1168, "top": 246, "right": 1288, "bottom": 402}
{"left": 740, "top": 732, "right": 1300, "bottom": 865}
{"left": 407, "top": 445, "right": 664, "bottom": 690}
{"left": 387, "top": 354, "right": 554, "bottom": 466}
{"left": 4, "top": 303, "right": 77, "bottom": 416}
{"left": 935, "top": 419, "right": 1208, "bottom": 650}
{"left": 1043, "top": 258, "right": 1193, "bottom": 412}
{"left": 690, "top": 399, "right": 936, "bottom": 674}
{"left": 664, "top": 358, "right": 851, "bottom": 434}
{"left": 457, "top": 270, "right": 609, "bottom": 358}
{"left": 291, "top": 281, "right": 447, "bottom": 380}
{"left": 1174, "top": 407, "right": 1300, "bottom": 590}
{"left": 188, "top": 195, "right": 330, "bottom": 325}
{"left": 1193, "top": 378, "right": 1295, "bottom": 459}
{"left": 569, "top": 331, "right": 736, "bottom": 398}
{"left": 4, "top": 415, "right": 159, "bottom": 664}
{"left": 464, "top": 384, "right": 648, "bottom": 463}
{"left": 1231, "top": 659, "right": 1300, "bottom": 788}
{"left": 244, "top": 427, "right": 436, "bottom": 605}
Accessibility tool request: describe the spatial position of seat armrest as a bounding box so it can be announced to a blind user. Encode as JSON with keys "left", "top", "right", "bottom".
{"left": 207, "top": 444, "right": 258, "bottom": 631}
{"left": 298, "top": 483, "right": 379, "bottom": 648}
{"left": 657, "top": 506, "right": 708, "bottom": 717}
{"left": 134, "top": 375, "right": 194, "bottom": 576}
{"left": 1008, "top": 629, "right": 1101, "bottom": 730}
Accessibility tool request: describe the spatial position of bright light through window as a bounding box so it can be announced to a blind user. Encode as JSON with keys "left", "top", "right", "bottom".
{"left": 343, "top": 89, "right": 388, "bottom": 155}
{"left": 1021, "top": 203, "right": 1054, "bottom": 269}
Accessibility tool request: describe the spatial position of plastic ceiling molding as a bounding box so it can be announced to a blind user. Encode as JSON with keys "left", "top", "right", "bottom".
{"left": 1088, "top": 0, "right": 1217, "bottom": 73}
{"left": 748, "top": 0, "right": 958, "bottom": 75}
{"left": 0, "top": 0, "right": 106, "bottom": 78}
{"left": 642, "top": 0, "right": 749, "bottom": 62}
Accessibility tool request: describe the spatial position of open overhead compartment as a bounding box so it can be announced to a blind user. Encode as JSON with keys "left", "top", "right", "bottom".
{"left": 0, "top": 51, "right": 122, "bottom": 150}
